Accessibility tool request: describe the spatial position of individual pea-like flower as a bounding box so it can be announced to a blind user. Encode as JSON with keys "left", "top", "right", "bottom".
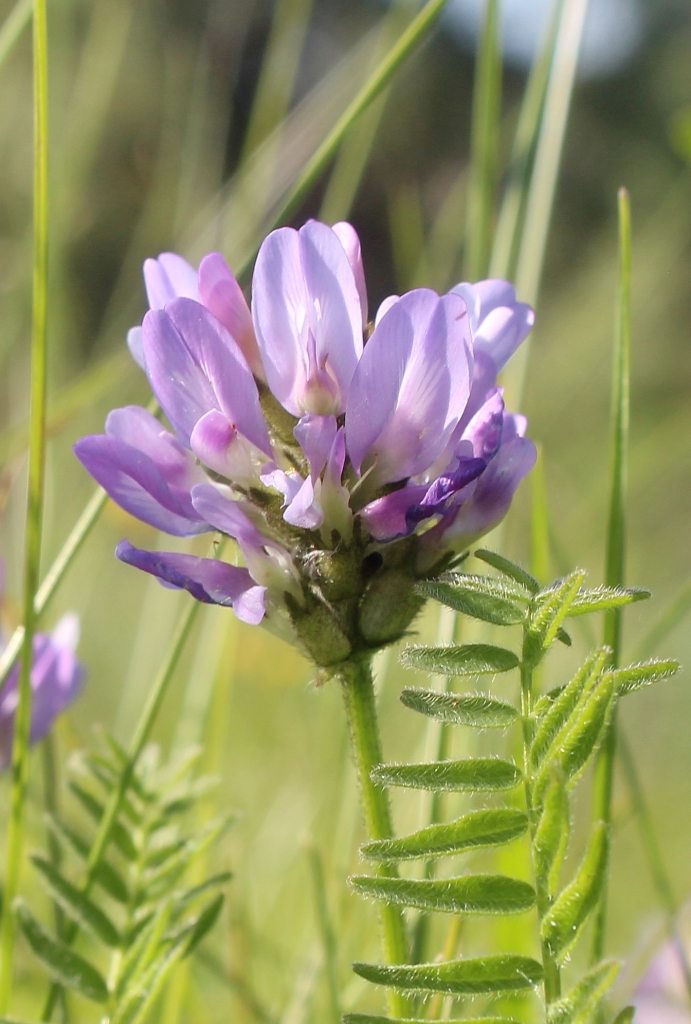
{"left": 0, "top": 609, "right": 85, "bottom": 771}
{"left": 74, "top": 219, "right": 536, "bottom": 668}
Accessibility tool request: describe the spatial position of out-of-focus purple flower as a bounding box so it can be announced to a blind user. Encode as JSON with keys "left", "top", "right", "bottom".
{"left": 633, "top": 939, "right": 691, "bottom": 1024}
{"left": 0, "top": 612, "right": 85, "bottom": 771}
{"left": 75, "top": 220, "right": 536, "bottom": 664}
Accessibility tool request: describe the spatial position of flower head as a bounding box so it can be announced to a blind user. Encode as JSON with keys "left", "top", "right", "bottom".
{"left": 75, "top": 220, "right": 536, "bottom": 667}
{"left": 0, "top": 610, "right": 85, "bottom": 770}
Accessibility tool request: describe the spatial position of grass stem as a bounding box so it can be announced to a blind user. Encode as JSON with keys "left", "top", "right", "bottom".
{"left": 0, "top": 0, "right": 50, "bottom": 1006}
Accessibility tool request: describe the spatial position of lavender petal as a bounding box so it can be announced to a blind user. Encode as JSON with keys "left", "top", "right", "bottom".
{"left": 116, "top": 540, "right": 266, "bottom": 624}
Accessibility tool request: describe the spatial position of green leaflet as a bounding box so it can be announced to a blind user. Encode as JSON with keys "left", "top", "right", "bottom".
{"left": 67, "top": 782, "right": 138, "bottom": 860}
{"left": 541, "top": 822, "right": 609, "bottom": 962}
{"left": 350, "top": 874, "right": 536, "bottom": 915}
{"left": 401, "top": 643, "right": 519, "bottom": 676}
{"left": 530, "top": 648, "right": 609, "bottom": 770}
{"left": 344, "top": 1017, "right": 520, "bottom": 1024}
{"left": 352, "top": 954, "right": 544, "bottom": 993}
{"left": 611, "top": 1008, "right": 635, "bottom": 1024}
{"left": 362, "top": 808, "right": 529, "bottom": 861}
{"left": 401, "top": 688, "right": 519, "bottom": 727}
{"left": 566, "top": 585, "right": 650, "bottom": 616}
{"left": 533, "top": 675, "right": 615, "bottom": 806}
{"left": 524, "top": 570, "right": 586, "bottom": 665}
{"left": 30, "top": 855, "right": 121, "bottom": 947}
{"left": 546, "top": 960, "right": 620, "bottom": 1024}
{"left": 44, "top": 814, "right": 129, "bottom": 902}
{"left": 415, "top": 577, "right": 526, "bottom": 625}
{"left": 533, "top": 773, "right": 570, "bottom": 894}
{"left": 474, "top": 549, "right": 540, "bottom": 593}
{"left": 14, "top": 899, "right": 108, "bottom": 1003}
{"left": 180, "top": 893, "right": 225, "bottom": 957}
{"left": 372, "top": 758, "right": 522, "bottom": 791}
{"left": 611, "top": 658, "right": 680, "bottom": 696}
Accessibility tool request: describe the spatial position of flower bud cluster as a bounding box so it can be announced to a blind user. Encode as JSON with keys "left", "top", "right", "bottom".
{"left": 75, "top": 220, "right": 536, "bottom": 667}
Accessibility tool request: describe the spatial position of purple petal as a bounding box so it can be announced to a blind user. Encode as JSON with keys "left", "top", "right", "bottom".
{"left": 346, "top": 289, "right": 472, "bottom": 484}
{"left": 143, "top": 298, "right": 270, "bottom": 454}
{"left": 360, "top": 484, "right": 429, "bottom": 542}
{"left": 198, "top": 252, "right": 264, "bottom": 378}
{"left": 144, "top": 253, "right": 198, "bottom": 309}
{"left": 374, "top": 294, "right": 399, "bottom": 327}
{"left": 294, "top": 414, "right": 337, "bottom": 479}
{"left": 449, "top": 279, "right": 534, "bottom": 372}
{"left": 106, "top": 405, "right": 208, "bottom": 519}
{"left": 462, "top": 389, "right": 505, "bottom": 459}
{"left": 332, "top": 221, "right": 367, "bottom": 326}
{"left": 74, "top": 434, "right": 210, "bottom": 537}
{"left": 408, "top": 457, "right": 487, "bottom": 525}
{"left": 0, "top": 619, "right": 85, "bottom": 770}
{"left": 127, "top": 326, "right": 145, "bottom": 369}
{"left": 440, "top": 436, "right": 537, "bottom": 547}
{"left": 190, "top": 483, "right": 267, "bottom": 552}
{"left": 260, "top": 466, "right": 303, "bottom": 505}
{"left": 252, "top": 221, "right": 363, "bottom": 416}
{"left": 283, "top": 476, "right": 323, "bottom": 529}
{"left": 116, "top": 540, "right": 266, "bottom": 624}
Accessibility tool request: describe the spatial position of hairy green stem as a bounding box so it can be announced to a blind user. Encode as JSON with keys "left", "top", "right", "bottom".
{"left": 520, "top": 659, "right": 561, "bottom": 1006}
{"left": 339, "top": 657, "right": 412, "bottom": 1019}
{"left": 41, "top": 597, "right": 200, "bottom": 1020}
{"left": 0, "top": 0, "right": 50, "bottom": 1007}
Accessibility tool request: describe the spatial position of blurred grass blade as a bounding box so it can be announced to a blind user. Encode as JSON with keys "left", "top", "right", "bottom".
{"left": 229, "top": 0, "right": 451, "bottom": 277}
{"left": 590, "top": 187, "right": 631, "bottom": 963}
{"left": 530, "top": 445, "right": 551, "bottom": 584}
{"left": 632, "top": 576, "right": 691, "bottom": 661}
{"left": 0, "top": 0, "right": 31, "bottom": 73}
{"left": 465, "top": 0, "right": 502, "bottom": 280}
{"left": 490, "top": 0, "right": 563, "bottom": 280}
{"left": 502, "top": 0, "right": 588, "bottom": 412}
{"left": 240, "top": 0, "right": 315, "bottom": 161}
{"left": 307, "top": 843, "right": 341, "bottom": 1024}
{"left": 319, "top": 93, "right": 387, "bottom": 224}
{"left": 0, "top": 0, "right": 50, "bottom": 1006}
{"left": 237, "top": 0, "right": 315, "bottom": 218}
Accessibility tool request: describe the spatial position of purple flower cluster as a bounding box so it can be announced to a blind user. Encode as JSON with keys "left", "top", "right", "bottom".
{"left": 75, "top": 220, "right": 535, "bottom": 665}
{"left": 0, "top": 611, "right": 84, "bottom": 770}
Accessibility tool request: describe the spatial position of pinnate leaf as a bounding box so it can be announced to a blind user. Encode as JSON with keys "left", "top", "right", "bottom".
{"left": 68, "top": 782, "right": 137, "bottom": 860}
{"left": 30, "top": 855, "right": 120, "bottom": 947}
{"left": 566, "top": 586, "right": 649, "bottom": 616}
{"left": 611, "top": 658, "right": 680, "bottom": 696}
{"left": 352, "top": 954, "right": 544, "bottom": 993}
{"left": 344, "top": 1017, "right": 519, "bottom": 1024}
{"left": 401, "top": 644, "right": 519, "bottom": 677}
{"left": 44, "top": 814, "right": 128, "bottom": 902}
{"left": 541, "top": 822, "right": 609, "bottom": 962}
{"left": 474, "top": 550, "right": 540, "bottom": 593}
{"left": 524, "top": 571, "right": 586, "bottom": 664}
{"left": 350, "top": 874, "right": 535, "bottom": 915}
{"left": 530, "top": 649, "right": 609, "bottom": 770}
{"left": 415, "top": 576, "right": 526, "bottom": 625}
{"left": 362, "top": 808, "right": 528, "bottom": 861}
{"left": 372, "top": 758, "right": 521, "bottom": 792}
{"left": 533, "top": 675, "right": 615, "bottom": 805}
{"left": 533, "top": 773, "right": 570, "bottom": 894}
{"left": 401, "top": 688, "right": 519, "bottom": 727}
{"left": 547, "top": 960, "right": 620, "bottom": 1024}
{"left": 14, "top": 898, "right": 108, "bottom": 1003}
